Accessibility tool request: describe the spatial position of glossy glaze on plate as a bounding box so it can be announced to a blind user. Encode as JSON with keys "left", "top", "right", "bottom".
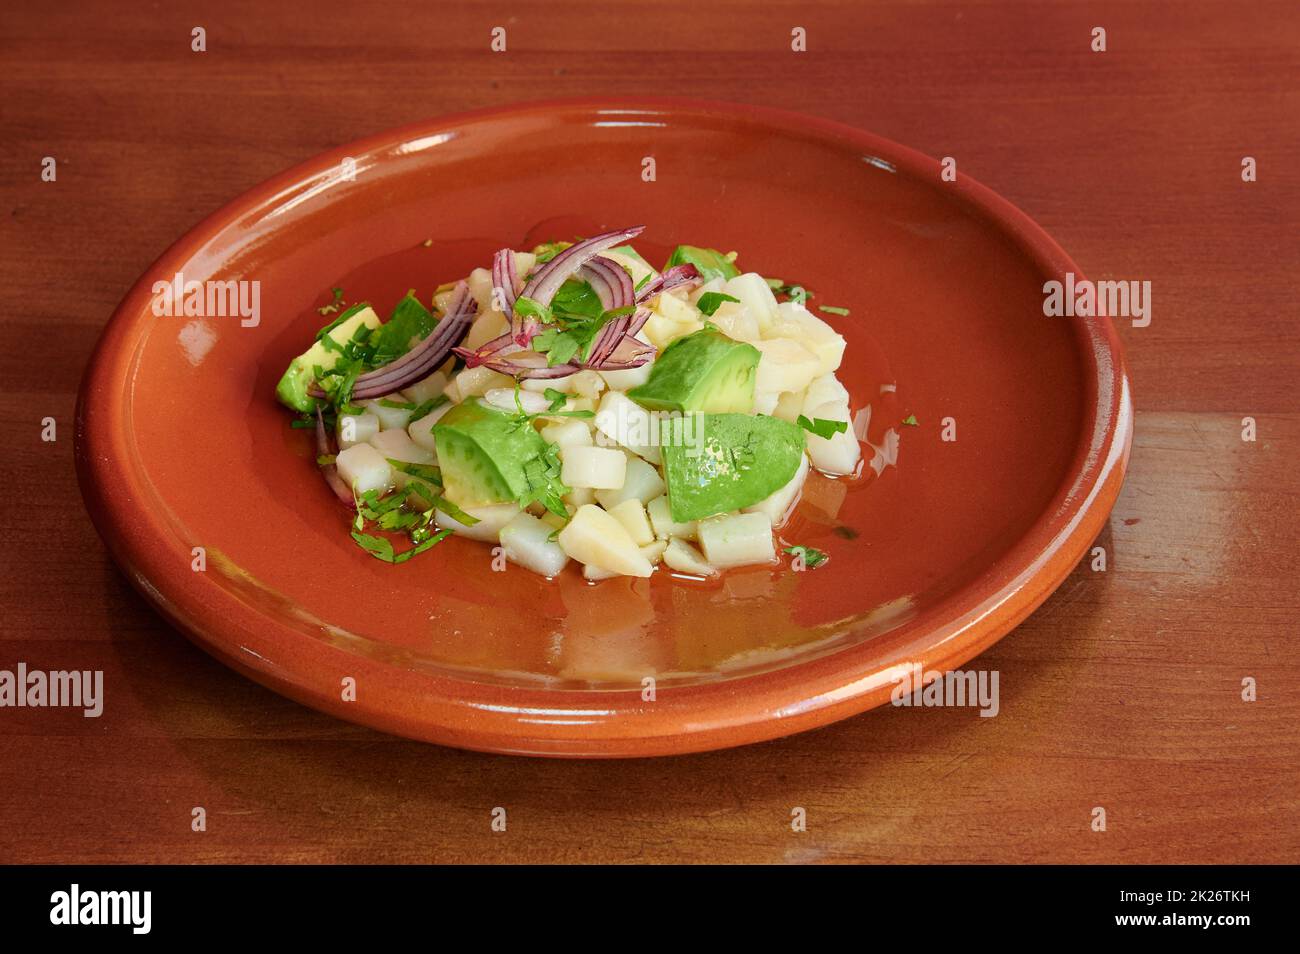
{"left": 76, "top": 99, "right": 1132, "bottom": 757}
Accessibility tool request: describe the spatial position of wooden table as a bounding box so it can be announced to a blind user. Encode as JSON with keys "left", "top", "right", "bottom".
{"left": 2, "top": 0, "right": 1296, "bottom": 864}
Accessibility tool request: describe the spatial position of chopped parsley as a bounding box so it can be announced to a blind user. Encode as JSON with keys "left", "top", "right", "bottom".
{"left": 783, "top": 545, "right": 830, "bottom": 569}
{"left": 797, "top": 415, "right": 849, "bottom": 440}
{"left": 902, "top": 414, "right": 919, "bottom": 427}
{"left": 316, "top": 287, "right": 346, "bottom": 316}
{"left": 818, "top": 305, "right": 850, "bottom": 317}
{"left": 695, "top": 291, "right": 741, "bottom": 317}
{"left": 544, "top": 388, "right": 569, "bottom": 412}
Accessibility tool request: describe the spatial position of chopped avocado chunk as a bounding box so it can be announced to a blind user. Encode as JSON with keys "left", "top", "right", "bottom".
{"left": 660, "top": 413, "right": 804, "bottom": 522}
{"left": 663, "top": 245, "right": 739, "bottom": 283}
{"left": 276, "top": 304, "right": 381, "bottom": 412}
{"left": 432, "top": 400, "right": 550, "bottom": 507}
{"left": 628, "top": 328, "right": 759, "bottom": 414}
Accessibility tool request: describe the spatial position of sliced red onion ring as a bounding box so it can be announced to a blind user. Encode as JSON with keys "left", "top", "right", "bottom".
{"left": 453, "top": 329, "right": 524, "bottom": 368}
{"left": 326, "top": 281, "right": 476, "bottom": 401}
{"left": 481, "top": 351, "right": 581, "bottom": 380}
{"left": 578, "top": 256, "right": 634, "bottom": 312}
{"left": 491, "top": 248, "right": 521, "bottom": 316}
{"left": 315, "top": 406, "right": 354, "bottom": 507}
{"left": 519, "top": 226, "right": 645, "bottom": 308}
{"left": 635, "top": 263, "right": 702, "bottom": 304}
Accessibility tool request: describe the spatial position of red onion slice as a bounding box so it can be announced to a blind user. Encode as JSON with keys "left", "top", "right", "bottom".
{"left": 481, "top": 351, "right": 581, "bottom": 380}
{"left": 344, "top": 282, "right": 476, "bottom": 400}
{"left": 492, "top": 248, "right": 521, "bottom": 316}
{"left": 315, "top": 406, "right": 355, "bottom": 507}
{"left": 578, "top": 256, "right": 634, "bottom": 312}
{"left": 453, "top": 329, "right": 523, "bottom": 368}
{"left": 519, "top": 226, "right": 645, "bottom": 308}
{"left": 635, "top": 263, "right": 702, "bottom": 304}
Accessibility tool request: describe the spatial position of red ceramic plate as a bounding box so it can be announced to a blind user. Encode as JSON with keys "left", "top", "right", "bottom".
{"left": 77, "top": 99, "right": 1131, "bottom": 757}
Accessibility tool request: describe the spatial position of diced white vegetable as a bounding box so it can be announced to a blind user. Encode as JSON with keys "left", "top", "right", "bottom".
{"left": 406, "top": 401, "right": 454, "bottom": 452}
{"left": 402, "top": 370, "right": 449, "bottom": 405}
{"left": 557, "top": 504, "right": 653, "bottom": 577}
{"left": 362, "top": 397, "right": 414, "bottom": 431}
{"left": 743, "top": 452, "right": 809, "bottom": 527}
{"left": 369, "top": 428, "right": 433, "bottom": 465}
{"left": 768, "top": 301, "right": 847, "bottom": 375}
{"left": 499, "top": 512, "right": 569, "bottom": 577}
{"left": 606, "top": 499, "right": 655, "bottom": 546}
{"left": 802, "top": 373, "right": 850, "bottom": 415}
{"left": 752, "top": 390, "right": 781, "bottom": 415}
{"left": 653, "top": 289, "right": 703, "bottom": 326}
{"left": 565, "top": 396, "right": 595, "bottom": 415}
{"left": 483, "top": 387, "right": 551, "bottom": 415}
{"left": 435, "top": 503, "right": 521, "bottom": 542}
{"left": 594, "top": 390, "right": 662, "bottom": 465}
{"left": 646, "top": 495, "right": 697, "bottom": 541}
{"left": 752, "top": 338, "right": 821, "bottom": 395}
{"left": 335, "top": 443, "right": 392, "bottom": 495}
{"left": 337, "top": 411, "right": 380, "bottom": 449}
{"left": 600, "top": 248, "right": 656, "bottom": 289}
{"left": 663, "top": 537, "right": 717, "bottom": 577}
{"left": 564, "top": 486, "right": 596, "bottom": 508}
{"left": 697, "top": 512, "right": 776, "bottom": 568}
{"left": 641, "top": 311, "right": 701, "bottom": 351}
{"left": 455, "top": 365, "right": 513, "bottom": 399}
{"left": 599, "top": 360, "right": 653, "bottom": 391}
{"left": 596, "top": 455, "right": 666, "bottom": 510}
{"left": 709, "top": 301, "right": 761, "bottom": 342}
{"left": 522, "top": 372, "right": 575, "bottom": 393}
{"left": 569, "top": 370, "right": 606, "bottom": 400}
{"left": 540, "top": 418, "right": 594, "bottom": 451}
{"left": 641, "top": 539, "right": 668, "bottom": 564}
{"left": 464, "top": 309, "right": 509, "bottom": 351}
{"left": 512, "top": 250, "right": 537, "bottom": 278}
{"left": 772, "top": 388, "right": 807, "bottom": 423}
{"left": 722, "top": 272, "right": 780, "bottom": 329}
{"left": 582, "top": 563, "right": 619, "bottom": 581}
{"left": 441, "top": 380, "right": 462, "bottom": 403}
{"left": 560, "top": 446, "right": 627, "bottom": 490}
{"left": 466, "top": 266, "right": 495, "bottom": 312}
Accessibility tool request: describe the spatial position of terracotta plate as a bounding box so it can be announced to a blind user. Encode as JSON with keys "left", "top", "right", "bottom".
{"left": 77, "top": 99, "right": 1132, "bottom": 757}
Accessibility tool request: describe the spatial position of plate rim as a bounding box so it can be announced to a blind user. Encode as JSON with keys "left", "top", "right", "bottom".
{"left": 75, "top": 96, "right": 1133, "bottom": 757}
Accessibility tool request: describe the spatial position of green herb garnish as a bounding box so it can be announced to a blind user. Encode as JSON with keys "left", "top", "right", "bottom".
{"left": 797, "top": 415, "right": 849, "bottom": 440}
{"left": 316, "top": 287, "right": 346, "bottom": 316}
{"left": 818, "top": 305, "right": 850, "bottom": 317}
{"left": 695, "top": 291, "right": 741, "bottom": 317}
{"left": 902, "top": 414, "right": 919, "bottom": 427}
{"left": 783, "top": 545, "right": 829, "bottom": 569}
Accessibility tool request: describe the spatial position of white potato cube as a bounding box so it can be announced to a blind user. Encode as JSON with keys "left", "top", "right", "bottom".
{"left": 646, "top": 495, "right": 697, "bottom": 541}
{"left": 564, "top": 486, "right": 595, "bottom": 508}
{"left": 772, "top": 389, "right": 807, "bottom": 423}
{"left": 641, "top": 539, "right": 668, "bottom": 564}
{"left": 662, "top": 538, "right": 717, "bottom": 577}
{"left": 455, "top": 365, "right": 514, "bottom": 400}
{"left": 435, "top": 503, "right": 521, "bottom": 542}
{"left": 407, "top": 401, "right": 453, "bottom": 452}
{"left": 464, "top": 308, "right": 509, "bottom": 351}
{"left": 709, "top": 301, "right": 761, "bottom": 342}
{"left": 697, "top": 512, "right": 776, "bottom": 568}
{"left": 802, "top": 373, "right": 850, "bottom": 416}
{"left": 595, "top": 456, "right": 665, "bottom": 510}
{"left": 540, "top": 418, "right": 594, "bottom": 451}
{"left": 362, "top": 397, "right": 414, "bottom": 431}
{"left": 483, "top": 387, "right": 550, "bottom": 415}
{"left": 722, "top": 272, "right": 780, "bottom": 329}
{"left": 642, "top": 311, "right": 701, "bottom": 351}
{"left": 369, "top": 428, "right": 433, "bottom": 465}
{"left": 743, "top": 452, "right": 809, "bottom": 527}
{"left": 752, "top": 390, "right": 781, "bottom": 415}
{"left": 752, "top": 338, "right": 821, "bottom": 395}
{"left": 767, "top": 301, "right": 847, "bottom": 375}
{"left": 466, "top": 266, "right": 495, "bottom": 312}
{"left": 522, "top": 372, "right": 576, "bottom": 393}
{"left": 402, "top": 370, "right": 449, "bottom": 405}
{"left": 651, "top": 288, "right": 703, "bottom": 325}
{"left": 606, "top": 499, "right": 655, "bottom": 546}
{"left": 337, "top": 411, "right": 380, "bottom": 449}
{"left": 599, "top": 360, "right": 654, "bottom": 391}
{"left": 804, "top": 400, "right": 861, "bottom": 475}
{"left": 499, "top": 512, "right": 569, "bottom": 577}
{"left": 560, "top": 446, "right": 627, "bottom": 490}
{"left": 569, "top": 370, "right": 606, "bottom": 400}
{"left": 594, "top": 390, "right": 662, "bottom": 465}
{"left": 557, "top": 504, "right": 653, "bottom": 577}
{"left": 335, "top": 443, "right": 392, "bottom": 495}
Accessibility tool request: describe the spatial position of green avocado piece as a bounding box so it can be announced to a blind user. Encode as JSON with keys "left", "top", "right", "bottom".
{"left": 663, "top": 245, "right": 740, "bottom": 283}
{"left": 660, "top": 413, "right": 804, "bottom": 522}
{"left": 628, "top": 328, "right": 759, "bottom": 414}
{"left": 432, "top": 400, "right": 547, "bottom": 508}
{"left": 275, "top": 304, "right": 381, "bottom": 412}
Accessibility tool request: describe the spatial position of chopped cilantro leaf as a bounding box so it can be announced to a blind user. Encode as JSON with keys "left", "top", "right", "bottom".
{"left": 818, "top": 305, "right": 850, "bottom": 317}
{"left": 902, "top": 414, "right": 919, "bottom": 427}
{"left": 797, "top": 415, "right": 849, "bottom": 440}
{"left": 695, "top": 291, "right": 741, "bottom": 316}
{"left": 783, "top": 545, "right": 829, "bottom": 569}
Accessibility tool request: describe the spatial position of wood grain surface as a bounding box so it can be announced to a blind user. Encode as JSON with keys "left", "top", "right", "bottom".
{"left": 1, "top": 0, "right": 1296, "bottom": 864}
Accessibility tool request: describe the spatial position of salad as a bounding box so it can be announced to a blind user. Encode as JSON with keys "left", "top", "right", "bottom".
{"left": 276, "top": 226, "right": 862, "bottom": 580}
